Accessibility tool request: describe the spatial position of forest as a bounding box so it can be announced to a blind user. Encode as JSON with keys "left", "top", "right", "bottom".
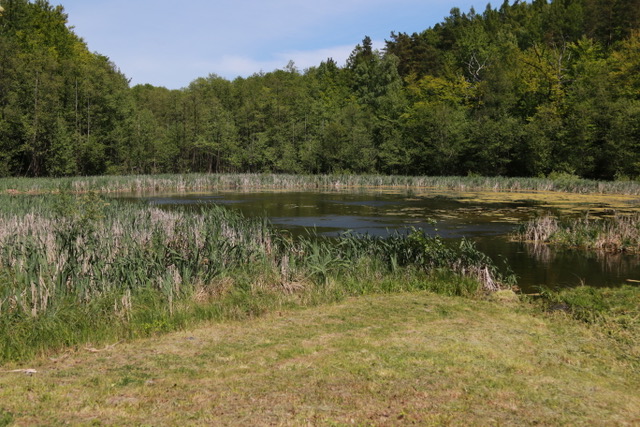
{"left": 1, "top": 0, "right": 639, "bottom": 179}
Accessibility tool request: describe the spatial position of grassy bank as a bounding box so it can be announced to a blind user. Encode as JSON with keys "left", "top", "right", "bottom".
{"left": 540, "top": 285, "right": 639, "bottom": 345}
{"left": 516, "top": 213, "right": 640, "bottom": 252}
{"left": 0, "top": 290, "right": 638, "bottom": 425}
{"left": 0, "top": 191, "right": 511, "bottom": 362}
{"left": 3, "top": 173, "right": 640, "bottom": 195}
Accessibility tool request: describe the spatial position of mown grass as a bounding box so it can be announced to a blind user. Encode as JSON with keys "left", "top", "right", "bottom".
{"left": 3, "top": 172, "right": 640, "bottom": 195}
{"left": 0, "top": 291, "right": 637, "bottom": 425}
{"left": 516, "top": 213, "right": 640, "bottom": 252}
{"left": 0, "top": 191, "right": 511, "bottom": 362}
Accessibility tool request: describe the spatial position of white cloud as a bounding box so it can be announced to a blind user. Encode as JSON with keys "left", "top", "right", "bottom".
{"left": 116, "top": 38, "right": 389, "bottom": 88}
{"left": 273, "top": 45, "right": 355, "bottom": 71}
{"left": 201, "top": 40, "right": 386, "bottom": 81}
{"left": 186, "top": 46, "right": 352, "bottom": 83}
{"left": 273, "top": 40, "right": 386, "bottom": 71}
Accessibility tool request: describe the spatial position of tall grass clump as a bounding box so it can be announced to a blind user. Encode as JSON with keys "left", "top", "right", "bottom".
{"left": 4, "top": 173, "right": 640, "bottom": 195}
{"left": 331, "top": 229, "right": 513, "bottom": 292}
{"left": 516, "top": 213, "right": 640, "bottom": 252}
{"left": 0, "top": 191, "right": 512, "bottom": 362}
{"left": 535, "top": 285, "right": 639, "bottom": 365}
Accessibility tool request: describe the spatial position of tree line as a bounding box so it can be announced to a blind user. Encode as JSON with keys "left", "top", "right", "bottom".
{"left": 1, "top": 0, "right": 639, "bottom": 179}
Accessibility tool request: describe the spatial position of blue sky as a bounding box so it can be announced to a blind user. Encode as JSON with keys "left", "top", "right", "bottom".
{"left": 59, "top": 0, "right": 484, "bottom": 89}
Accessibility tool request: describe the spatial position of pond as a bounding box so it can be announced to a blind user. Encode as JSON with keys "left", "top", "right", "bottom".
{"left": 123, "top": 190, "right": 640, "bottom": 293}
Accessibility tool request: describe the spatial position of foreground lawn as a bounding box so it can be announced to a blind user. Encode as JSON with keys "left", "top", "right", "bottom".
{"left": 0, "top": 292, "right": 638, "bottom": 426}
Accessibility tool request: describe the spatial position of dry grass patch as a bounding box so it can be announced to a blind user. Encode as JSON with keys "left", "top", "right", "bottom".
{"left": 0, "top": 292, "right": 638, "bottom": 426}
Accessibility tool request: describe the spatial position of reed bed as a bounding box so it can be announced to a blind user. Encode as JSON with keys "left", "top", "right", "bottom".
{"left": 0, "top": 191, "right": 512, "bottom": 362}
{"left": 516, "top": 213, "right": 640, "bottom": 252}
{"left": 3, "top": 173, "right": 640, "bottom": 195}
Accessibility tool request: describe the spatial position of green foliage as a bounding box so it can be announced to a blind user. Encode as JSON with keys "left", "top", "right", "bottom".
{"left": 0, "top": 409, "right": 13, "bottom": 427}
{"left": 537, "top": 285, "right": 640, "bottom": 354}
{"left": 1, "top": 0, "right": 640, "bottom": 178}
{"left": 546, "top": 171, "right": 582, "bottom": 184}
{"left": 0, "top": 0, "right": 132, "bottom": 177}
{"left": 551, "top": 286, "right": 638, "bottom": 319}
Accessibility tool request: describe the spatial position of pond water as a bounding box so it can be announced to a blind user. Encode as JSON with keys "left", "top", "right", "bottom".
{"left": 124, "top": 190, "right": 640, "bottom": 293}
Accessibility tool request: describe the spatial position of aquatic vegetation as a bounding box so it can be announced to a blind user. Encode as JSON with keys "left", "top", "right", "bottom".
{"left": 334, "top": 229, "right": 512, "bottom": 292}
{"left": 517, "top": 215, "right": 560, "bottom": 243}
{"left": 0, "top": 191, "right": 511, "bottom": 362}
{"left": 516, "top": 213, "right": 640, "bottom": 252}
{"left": 4, "top": 173, "right": 640, "bottom": 196}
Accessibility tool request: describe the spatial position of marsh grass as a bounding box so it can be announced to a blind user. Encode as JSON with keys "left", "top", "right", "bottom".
{"left": 534, "top": 285, "right": 640, "bottom": 366}
{"left": 0, "top": 191, "right": 511, "bottom": 362}
{"left": 4, "top": 173, "right": 640, "bottom": 195}
{"left": 517, "top": 213, "right": 640, "bottom": 252}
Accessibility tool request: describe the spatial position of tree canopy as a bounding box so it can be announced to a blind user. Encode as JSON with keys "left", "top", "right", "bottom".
{"left": 1, "top": 0, "right": 639, "bottom": 179}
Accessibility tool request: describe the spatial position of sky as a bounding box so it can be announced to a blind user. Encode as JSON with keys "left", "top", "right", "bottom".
{"left": 58, "top": 0, "right": 484, "bottom": 89}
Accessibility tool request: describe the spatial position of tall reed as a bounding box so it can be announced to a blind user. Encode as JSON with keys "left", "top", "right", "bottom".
{"left": 3, "top": 173, "right": 640, "bottom": 195}
{"left": 515, "top": 213, "right": 640, "bottom": 252}
{"left": 0, "top": 191, "right": 512, "bottom": 362}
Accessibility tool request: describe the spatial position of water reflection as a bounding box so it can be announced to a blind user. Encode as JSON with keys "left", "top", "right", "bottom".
{"left": 520, "top": 241, "right": 640, "bottom": 287}
{"left": 473, "top": 238, "right": 640, "bottom": 291}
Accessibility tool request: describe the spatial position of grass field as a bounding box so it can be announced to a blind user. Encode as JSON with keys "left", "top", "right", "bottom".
{"left": 0, "top": 291, "right": 638, "bottom": 426}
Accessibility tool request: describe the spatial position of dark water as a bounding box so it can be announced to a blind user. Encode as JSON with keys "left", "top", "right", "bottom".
{"left": 127, "top": 191, "right": 640, "bottom": 292}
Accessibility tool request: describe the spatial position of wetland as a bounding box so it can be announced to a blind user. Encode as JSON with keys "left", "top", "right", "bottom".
{"left": 2, "top": 174, "right": 640, "bottom": 363}
{"left": 130, "top": 188, "right": 640, "bottom": 292}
